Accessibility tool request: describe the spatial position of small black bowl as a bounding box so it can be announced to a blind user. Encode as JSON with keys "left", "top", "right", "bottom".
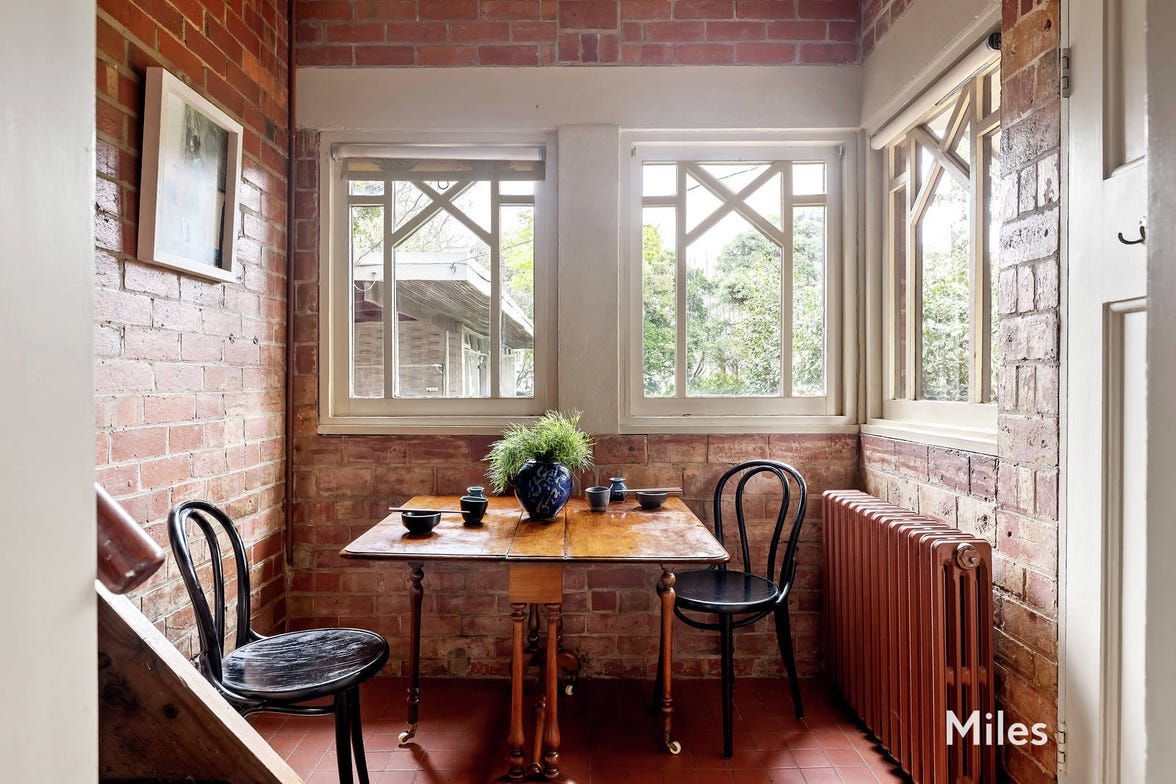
{"left": 636, "top": 491, "right": 668, "bottom": 510}
{"left": 401, "top": 510, "right": 441, "bottom": 534}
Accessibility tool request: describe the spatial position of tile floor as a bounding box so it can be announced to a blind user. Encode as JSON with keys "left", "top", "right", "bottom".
{"left": 248, "top": 677, "right": 908, "bottom": 784}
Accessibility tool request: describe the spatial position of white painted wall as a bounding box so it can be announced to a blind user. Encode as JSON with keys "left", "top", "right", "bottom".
{"left": 1145, "top": 0, "right": 1176, "bottom": 778}
{"left": 0, "top": 1, "right": 96, "bottom": 781}
{"left": 297, "top": 65, "right": 861, "bottom": 132}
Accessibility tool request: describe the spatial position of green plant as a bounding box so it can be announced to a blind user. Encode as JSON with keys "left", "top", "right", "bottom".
{"left": 484, "top": 410, "right": 594, "bottom": 493}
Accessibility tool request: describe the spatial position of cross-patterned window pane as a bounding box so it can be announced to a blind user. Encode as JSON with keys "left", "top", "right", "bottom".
{"left": 639, "top": 158, "right": 831, "bottom": 403}
{"left": 344, "top": 159, "right": 541, "bottom": 401}
{"left": 886, "top": 60, "right": 1001, "bottom": 408}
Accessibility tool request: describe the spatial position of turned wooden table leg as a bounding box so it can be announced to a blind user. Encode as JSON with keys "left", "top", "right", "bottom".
{"left": 526, "top": 604, "right": 540, "bottom": 653}
{"left": 541, "top": 603, "right": 563, "bottom": 779}
{"left": 506, "top": 602, "right": 528, "bottom": 780}
{"left": 398, "top": 563, "right": 424, "bottom": 746}
{"left": 658, "top": 567, "right": 681, "bottom": 754}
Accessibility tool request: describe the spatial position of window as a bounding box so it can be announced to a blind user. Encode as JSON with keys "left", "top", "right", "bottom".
{"left": 626, "top": 143, "right": 844, "bottom": 422}
{"left": 321, "top": 140, "right": 555, "bottom": 429}
{"left": 880, "top": 60, "right": 1001, "bottom": 436}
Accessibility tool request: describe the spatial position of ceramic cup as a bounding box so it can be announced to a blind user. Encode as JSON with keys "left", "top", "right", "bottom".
{"left": 460, "top": 495, "right": 488, "bottom": 525}
{"left": 466, "top": 486, "right": 486, "bottom": 499}
{"left": 585, "top": 486, "right": 611, "bottom": 512}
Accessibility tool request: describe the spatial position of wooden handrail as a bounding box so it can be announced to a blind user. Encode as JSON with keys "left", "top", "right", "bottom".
{"left": 96, "top": 483, "right": 165, "bottom": 594}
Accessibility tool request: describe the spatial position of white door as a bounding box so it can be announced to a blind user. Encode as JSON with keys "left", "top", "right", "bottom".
{"left": 1063, "top": 0, "right": 1149, "bottom": 781}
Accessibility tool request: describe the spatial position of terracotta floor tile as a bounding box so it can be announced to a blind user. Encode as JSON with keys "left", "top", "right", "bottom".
{"left": 250, "top": 678, "right": 896, "bottom": 782}
{"left": 790, "top": 749, "right": 831, "bottom": 768}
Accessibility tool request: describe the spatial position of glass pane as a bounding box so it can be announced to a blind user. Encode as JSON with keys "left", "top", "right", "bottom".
{"left": 391, "top": 181, "right": 429, "bottom": 231}
{"left": 643, "top": 164, "right": 677, "bottom": 198}
{"left": 919, "top": 171, "right": 971, "bottom": 402}
{"left": 919, "top": 142, "right": 935, "bottom": 184}
{"left": 926, "top": 106, "right": 952, "bottom": 141}
{"left": 451, "top": 180, "right": 492, "bottom": 233}
{"left": 394, "top": 210, "right": 490, "bottom": 398}
{"left": 793, "top": 163, "right": 827, "bottom": 195}
{"left": 500, "top": 205, "right": 535, "bottom": 398}
{"left": 350, "top": 180, "right": 384, "bottom": 196}
{"left": 350, "top": 204, "right": 385, "bottom": 398}
{"left": 987, "top": 130, "right": 1002, "bottom": 402}
{"left": 987, "top": 68, "right": 1002, "bottom": 116}
{"left": 954, "top": 125, "right": 972, "bottom": 165}
{"left": 745, "top": 173, "right": 783, "bottom": 229}
{"left": 642, "top": 207, "right": 677, "bottom": 398}
{"left": 892, "top": 187, "right": 908, "bottom": 399}
{"left": 686, "top": 213, "right": 781, "bottom": 397}
{"left": 685, "top": 173, "right": 723, "bottom": 232}
{"left": 699, "top": 163, "right": 770, "bottom": 195}
{"left": 793, "top": 206, "right": 826, "bottom": 397}
{"left": 499, "top": 180, "right": 535, "bottom": 197}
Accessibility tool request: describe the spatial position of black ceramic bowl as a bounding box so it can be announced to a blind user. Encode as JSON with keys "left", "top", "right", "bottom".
{"left": 636, "top": 491, "right": 668, "bottom": 510}
{"left": 401, "top": 510, "right": 441, "bottom": 534}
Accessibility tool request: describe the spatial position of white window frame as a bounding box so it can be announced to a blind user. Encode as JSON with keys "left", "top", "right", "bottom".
{"left": 865, "top": 56, "right": 1001, "bottom": 453}
{"left": 318, "top": 132, "right": 557, "bottom": 434}
{"left": 621, "top": 136, "right": 855, "bottom": 432}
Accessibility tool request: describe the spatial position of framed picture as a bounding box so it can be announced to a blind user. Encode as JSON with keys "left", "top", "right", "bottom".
{"left": 137, "top": 67, "right": 242, "bottom": 283}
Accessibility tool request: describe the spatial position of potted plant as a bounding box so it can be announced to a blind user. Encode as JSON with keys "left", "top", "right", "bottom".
{"left": 484, "top": 410, "right": 594, "bottom": 521}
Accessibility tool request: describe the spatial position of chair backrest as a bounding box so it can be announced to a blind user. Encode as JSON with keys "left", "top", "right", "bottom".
{"left": 711, "top": 460, "right": 808, "bottom": 594}
{"left": 168, "top": 500, "right": 258, "bottom": 684}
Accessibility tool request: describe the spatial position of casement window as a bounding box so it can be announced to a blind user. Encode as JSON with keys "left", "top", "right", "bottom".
{"left": 625, "top": 142, "right": 846, "bottom": 425}
{"left": 878, "top": 59, "right": 1001, "bottom": 441}
{"left": 319, "top": 140, "right": 556, "bottom": 431}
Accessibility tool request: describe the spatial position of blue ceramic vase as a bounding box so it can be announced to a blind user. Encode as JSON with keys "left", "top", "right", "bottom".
{"left": 514, "top": 459, "right": 573, "bottom": 521}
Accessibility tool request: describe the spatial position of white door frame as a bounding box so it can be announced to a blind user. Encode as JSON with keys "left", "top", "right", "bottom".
{"left": 1144, "top": 1, "right": 1176, "bottom": 779}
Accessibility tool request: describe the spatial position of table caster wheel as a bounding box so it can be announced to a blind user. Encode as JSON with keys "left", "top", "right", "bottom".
{"left": 397, "top": 725, "right": 417, "bottom": 746}
{"left": 666, "top": 740, "right": 682, "bottom": 755}
{"left": 564, "top": 682, "right": 575, "bottom": 697}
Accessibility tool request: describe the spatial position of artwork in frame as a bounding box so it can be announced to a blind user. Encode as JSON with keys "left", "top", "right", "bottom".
{"left": 137, "top": 67, "right": 242, "bottom": 283}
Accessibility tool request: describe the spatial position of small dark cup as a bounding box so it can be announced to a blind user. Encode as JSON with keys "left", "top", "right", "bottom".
{"left": 401, "top": 510, "right": 441, "bottom": 534}
{"left": 460, "top": 495, "right": 488, "bottom": 525}
{"left": 585, "top": 486, "right": 610, "bottom": 512}
{"left": 636, "top": 491, "right": 668, "bottom": 510}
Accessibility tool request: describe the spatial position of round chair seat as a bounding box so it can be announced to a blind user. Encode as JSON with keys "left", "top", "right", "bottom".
{"left": 223, "top": 628, "right": 389, "bottom": 703}
{"left": 674, "top": 569, "right": 780, "bottom": 614}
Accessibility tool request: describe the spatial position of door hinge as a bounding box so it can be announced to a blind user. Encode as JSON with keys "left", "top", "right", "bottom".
{"left": 1056, "top": 724, "right": 1067, "bottom": 771}
{"left": 1060, "top": 48, "right": 1073, "bottom": 98}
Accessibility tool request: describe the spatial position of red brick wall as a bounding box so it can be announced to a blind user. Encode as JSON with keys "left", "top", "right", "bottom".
{"left": 860, "top": 0, "right": 913, "bottom": 55}
{"left": 94, "top": 0, "right": 290, "bottom": 654}
{"left": 294, "top": 0, "right": 861, "bottom": 66}
{"left": 861, "top": 2, "right": 1062, "bottom": 783}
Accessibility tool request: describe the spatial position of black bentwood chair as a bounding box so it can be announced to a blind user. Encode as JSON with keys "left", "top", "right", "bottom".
{"left": 669, "top": 460, "right": 808, "bottom": 758}
{"left": 168, "top": 500, "right": 390, "bottom": 784}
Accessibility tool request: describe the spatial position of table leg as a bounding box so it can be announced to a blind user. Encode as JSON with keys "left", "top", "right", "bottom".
{"left": 541, "top": 603, "right": 562, "bottom": 778}
{"left": 398, "top": 563, "right": 424, "bottom": 746}
{"left": 507, "top": 603, "right": 528, "bottom": 780}
{"left": 657, "top": 568, "right": 682, "bottom": 755}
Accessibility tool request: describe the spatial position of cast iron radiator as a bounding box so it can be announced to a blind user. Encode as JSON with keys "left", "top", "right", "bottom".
{"left": 823, "top": 490, "right": 996, "bottom": 783}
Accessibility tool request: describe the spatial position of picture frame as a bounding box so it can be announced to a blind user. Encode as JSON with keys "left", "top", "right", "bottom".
{"left": 137, "top": 67, "right": 242, "bottom": 283}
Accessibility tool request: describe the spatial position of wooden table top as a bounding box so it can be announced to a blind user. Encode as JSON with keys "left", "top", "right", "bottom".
{"left": 341, "top": 495, "right": 729, "bottom": 566}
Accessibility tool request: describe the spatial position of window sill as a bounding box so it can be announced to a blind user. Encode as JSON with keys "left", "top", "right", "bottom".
{"left": 620, "top": 415, "right": 858, "bottom": 435}
{"left": 861, "top": 419, "right": 997, "bottom": 456}
{"left": 317, "top": 414, "right": 541, "bottom": 436}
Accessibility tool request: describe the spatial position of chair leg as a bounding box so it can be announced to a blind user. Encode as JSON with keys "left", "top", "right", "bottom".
{"left": 334, "top": 690, "right": 354, "bottom": 784}
{"left": 719, "top": 614, "right": 735, "bottom": 758}
{"left": 774, "top": 604, "right": 804, "bottom": 720}
{"left": 349, "top": 688, "right": 370, "bottom": 784}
